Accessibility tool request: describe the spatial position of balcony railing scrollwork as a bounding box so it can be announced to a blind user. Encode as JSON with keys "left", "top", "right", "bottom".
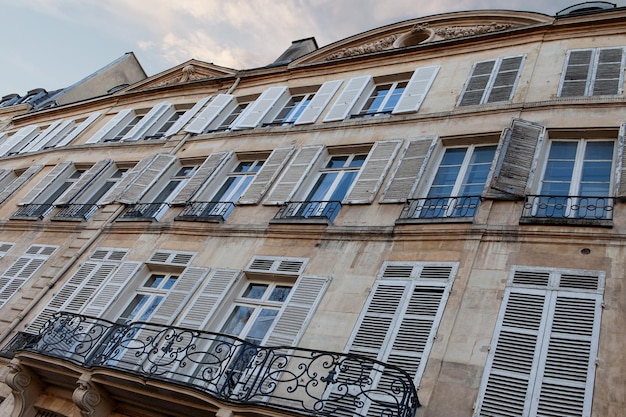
{"left": 176, "top": 201, "right": 235, "bottom": 222}
{"left": 11, "top": 204, "right": 54, "bottom": 220}
{"left": 398, "top": 196, "right": 481, "bottom": 221}
{"left": 274, "top": 201, "right": 342, "bottom": 222}
{"left": 52, "top": 204, "right": 100, "bottom": 220}
{"left": 2, "top": 312, "right": 420, "bottom": 417}
{"left": 521, "top": 195, "right": 614, "bottom": 224}
{"left": 119, "top": 202, "right": 168, "bottom": 220}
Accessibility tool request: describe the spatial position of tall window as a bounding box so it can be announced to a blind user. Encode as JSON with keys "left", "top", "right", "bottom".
{"left": 558, "top": 47, "right": 625, "bottom": 97}
{"left": 458, "top": 56, "right": 524, "bottom": 106}
{"left": 210, "top": 103, "right": 249, "bottom": 132}
{"left": 356, "top": 82, "right": 407, "bottom": 117}
{"left": 104, "top": 115, "right": 143, "bottom": 142}
{"left": 147, "top": 111, "right": 185, "bottom": 140}
{"left": 118, "top": 274, "right": 178, "bottom": 323}
{"left": 270, "top": 94, "right": 314, "bottom": 126}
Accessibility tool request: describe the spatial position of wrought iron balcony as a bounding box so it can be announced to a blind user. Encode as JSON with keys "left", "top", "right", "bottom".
{"left": 521, "top": 195, "right": 614, "bottom": 224}
{"left": 176, "top": 201, "right": 235, "bottom": 222}
{"left": 274, "top": 201, "right": 342, "bottom": 222}
{"left": 52, "top": 204, "right": 99, "bottom": 221}
{"left": 119, "top": 202, "right": 167, "bottom": 220}
{"left": 398, "top": 196, "right": 481, "bottom": 221}
{"left": 11, "top": 204, "right": 54, "bottom": 220}
{"left": 2, "top": 313, "right": 419, "bottom": 417}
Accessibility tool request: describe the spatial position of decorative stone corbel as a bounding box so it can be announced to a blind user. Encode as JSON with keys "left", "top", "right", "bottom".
{"left": 3, "top": 360, "right": 42, "bottom": 417}
{"left": 216, "top": 408, "right": 235, "bottom": 417}
{"left": 72, "top": 375, "right": 112, "bottom": 417}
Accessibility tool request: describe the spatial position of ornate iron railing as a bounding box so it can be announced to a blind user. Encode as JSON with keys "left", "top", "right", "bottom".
{"left": 176, "top": 201, "right": 235, "bottom": 222}
{"left": 11, "top": 204, "right": 54, "bottom": 220}
{"left": 398, "top": 196, "right": 481, "bottom": 220}
{"left": 3, "top": 313, "right": 419, "bottom": 417}
{"left": 274, "top": 201, "right": 342, "bottom": 222}
{"left": 119, "top": 202, "right": 167, "bottom": 220}
{"left": 52, "top": 204, "right": 99, "bottom": 220}
{"left": 521, "top": 195, "right": 614, "bottom": 222}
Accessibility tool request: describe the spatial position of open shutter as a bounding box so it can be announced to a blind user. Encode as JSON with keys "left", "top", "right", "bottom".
{"left": 346, "top": 139, "right": 401, "bottom": 204}
{"left": 592, "top": 47, "right": 624, "bottom": 96}
{"left": 239, "top": 146, "right": 295, "bottom": 204}
{"left": 559, "top": 50, "right": 593, "bottom": 98}
{"left": 41, "top": 120, "right": 75, "bottom": 148}
{"left": 0, "top": 125, "right": 40, "bottom": 156}
{"left": 165, "top": 96, "right": 211, "bottom": 137}
{"left": 99, "top": 157, "right": 153, "bottom": 205}
{"left": 392, "top": 66, "right": 440, "bottom": 114}
{"left": 85, "top": 109, "right": 134, "bottom": 144}
{"left": 486, "top": 56, "right": 524, "bottom": 103}
{"left": 233, "top": 86, "right": 289, "bottom": 129}
{"left": 489, "top": 119, "right": 545, "bottom": 197}
{"left": 116, "top": 154, "right": 177, "bottom": 204}
{"left": 149, "top": 266, "right": 209, "bottom": 325}
{"left": 264, "top": 145, "right": 324, "bottom": 205}
{"left": 381, "top": 136, "right": 438, "bottom": 203}
{"left": 0, "top": 165, "right": 43, "bottom": 205}
{"left": 18, "top": 162, "right": 73, "bottom": 206}
{"left": 170, "top": 151, "right": 232, "bottom": 205}
{"left": 19, "top": 120, "right": 64, "bottom": 153}
{"left": 122, "top": 102, "right": 173, "bottom": 141}
{"left": 458, "top": 60, "right": 496, "bottom": 106}
{"left": 616, "top": 122, "right": 626, "bottom": 198}
{"left": 54, "top": 159, "right": 113, "bottom": 206}
{"left": 176, "top": 268, "right": 240, "bottom": 329}
{"left": 323, "top": 76, "right": 373, "bottom": 122}
{"left": 185, "top": 94, "right": 235, "bottom": 134}
{"left": 81, "top": 261, "right": 143, "bottom": 318}
{"left": 55, "top": 113, "right": 101, "bottom": 147}
{"left": 294, "top": 80, "right": 343, "bottom": 125}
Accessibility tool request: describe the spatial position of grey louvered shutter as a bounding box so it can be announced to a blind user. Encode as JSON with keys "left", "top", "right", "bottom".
{"left": 0, "top": 165, "right": 43, "bottom": 205}
{"left": 264, "top": 275, "right": 330, "bottom": 347}
{"left": 381, "top": 136, "right": 438, "bottom": 203}
{"left": 0, "top": 245, "right": 57, "bottom": 308}
{"left": 170, "top": 151, "right": 232, "bottom": 205}
{"left": 393, "top": 66, "right": 440, "bottom": 114}
{"left": 117, "top": 154, "right": 177, "bottom": 204}
{"left": 486, "top": 56, "right": 524, "bottom": 103}
{"left": 54, "top": 159, "right": 113, "bottom": 206}
{"left": 264, "top": 145, "right": 324, "bottom": 204}
{"left": 239, "top": 146, "right": 295, "bottom": 204}
{"left": 458, "top": 60, "right": 497, "bottom": 106}
{"left": 0, "top": 125, "right": 39, "bottom": 156}
{"left": 346, "top": 139, "right": 401, "bottom": 204}
{"left": 149, "top": 266, "right": 209, "bottom": 325}
{"left": 616, "top": 122, "right": 626, "bottom": 198}
{"left": 164, "top": 96, "right": 212, "bottom": 137}
{"left": 0, "top": 170, "right": 13, "bottom": 186}
{"left": 184, "top": 94, "right": 235, "bottom": 134}
{"left": 122, "top": 102, "right": 173, "bottom": 141}
{"left": 40, "top": 120, "right": 74, "bottom": 148}
{"left": 18, "top": 162, "right": 74, "bottom": 206}
{"left": 234, "top": 86, "right": 289, "bottom": 129}
{"left": 20, "top": 120, "right": 64, "bottom": 153}
{"left": 55, "top": 113, "right": 101, "bottom": 147}
{"left": 294, "top": 80, "right": 343, "bottom": 125}
{"left": 176, "top": 268, "right": 240, "bottom": 329}
{"left": 592, "top": 47, "right": 624, "bottom": 96}
{"left": 85, "top": 109, "right": 135, "bottom": 144}
{"left": 559, "top": 50, "right": 593, "bottom": 98}
{"left": 490, "top": 119, "right": 545, "bottom": 197}
{"left": 99, "top": 156, "right": 154, "bottom": 205}
{"left": 81, "top": 261, "right": 143, "bottom": 318}
{"left": 323, "top": 76, "right": 373, "bottom": 122}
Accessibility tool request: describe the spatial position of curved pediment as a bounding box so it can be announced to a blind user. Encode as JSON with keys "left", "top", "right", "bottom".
{"left": 291, "top": 10, "right": 553, "bottom": 66}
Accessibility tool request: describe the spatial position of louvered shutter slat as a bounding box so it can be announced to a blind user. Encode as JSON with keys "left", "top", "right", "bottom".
{"left": 234, "top": 86, "right": 289, "bottom": 129}
{"left": 559, "top": 50, "right": 593, "bottom": 97}
{"left": 85, "top": 109, "right": 134, "bottom": 144}
{"left": 592, "top": 48, "right": 624, "bottom": 96}
{"left": 346, "top": 139, "right": 401, "bottom": 204}
{"left": 0, "top": 165, "right": 43, "bottom": 205}
{"left": 20, "top": 120, "right": 64, "bottom": 154}
{"left": 164, "top": 96, "right": 212, "bottom": 137}
{"left": 171, "top": 151, "right": 232, "bottom": 205}
{"left": 459, "top": 61, "right": 496, "bottom": 106}
{"left": 18, "top": 162, "right": 74, "bottom": 206}
{"left": 294, "top": 80, "right": 343, "bottom": 125}
{"left": 55, "top": 113, "right": 101, "bottom": 147}
{"left": 122, "top": 102, "right": 173, "bottom": 141}
{"left": 0, "top": 125, "right": 40, "bottom": 157}
{"left": 0, "top": 245, "right": 56, "bottom": 309}
{"left": 264, "top": 145, "right": 324, "bottom": 204}
{"left": 392, "top": 65, "right": 440, "bottom": 114}
{"left": 42, "top": 120, "right": 75, "bottom": 148}
{"left": 239, "top": 146, "right": 295, "bottom": 204}
{"left": 149, "top": 267, "right": 209, "bottom": 325}
{"left": 54, "top": 159, "right": 113, "bottom": 206}
{"left": 117, "top": 154, "right": 177, "bottom": 204}
{"left": 185, "top": 94, "right": 235, "bottom": 134}
{"left": 486, "top": 56, "right": 524, "bottom": 103}
{"left": 323, "top": 76, "right": 373, "bottom": 122}
{"left": 81, "top": 262, "right": 143, "bottom": 317}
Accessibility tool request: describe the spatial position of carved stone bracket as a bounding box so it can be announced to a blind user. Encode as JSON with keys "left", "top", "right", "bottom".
{"left": 72, "top": 375, "right": 112, "bottom": 417}
{"left": 3, "top": 361, "right": 41, "bottom": 417}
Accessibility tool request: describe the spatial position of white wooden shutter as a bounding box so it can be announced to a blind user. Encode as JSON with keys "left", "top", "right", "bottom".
{"left": 264, "top": 145, "right": 324, "bottom": 204}
{"left": 0, "top": 125, "right": 40, "bottom": 156}
{"left": 170, "top": 151, "right": 232, "bottom": 205}
{"left": 122, "top": 102, "right": 173, "bottom": 141}
{"left": 246, "top": 256, "right": 308, "bottom": 277}
{"left": 559, "top": 50, "right": 594, "bottom": 98}
{"left": 592, "top": 47, "right": 625, "bottom": 96}
{"left": 41, "top": 120, "right": 75, "bottom": 148}
{"left": 81, "top": 261, "right": 143, "bottom": 318}
{"left": 164, "top": 96, "right": 212, "bottom": 137}
{"left": 147, "top": 250, "right": 194, "bottom": 267}
{"left": 323, "top": 76, "right": 373, "bottom": 122}
{"left": 149, "top": 266, "right": 209, "bottom": 325}
{"left": 458, "top": 60, "right": 497, "bottom": 106}
{"left": 239, "top": 146, "right": 295, "bottom": 204}
{"left": 485, "top": 56, "right": 524, "bottom": 103}
{"left": 53, "top": 159, "right": 113, "bottom": 206}
{"left": 381, "top": 136, "right": 438, "bottom": 203}
{"left": 346, "top": 139, "right": 401, "bottom": 204}
{"left": 19, "top": 120, "right": 64, "bottom": 153}
{"left": 0, "top": 165, "right": 43, "bottom": 205}
{"left": 85, "top": 109, "right": 134, "bottom": 144}
{"left": 99, "top": 156, "right": 153, "bottom": 205}
{"left": 616, "top": 122, "right": 626, "bottom": 198}
{"left": 294, "top": 80, "right": 343, "bottom": 125}
{"left": 54, "top": 112, "right": 101, "bottom": 147}
{"left": 18, "top": 162, "right": 74, "bottom": 206}
{"left": 392, "top": 66, "right": 440, "bottom": 114}
{"left": 184, "top": 94, "right": 235, "bottom": 134}
{"left": 116, "top": 154, "right": 177, "bottom": 204}
{"left": 0, "top": 242, "right": 13, "bottom": 259}
{"left": 0, "top": 244, "right": 57, "bottom": 308}
{"left": 233, "top": 86, "right": 289, "bottom": 129}
{"left": 176, "top": 268, "right": 240, "bottom": 329}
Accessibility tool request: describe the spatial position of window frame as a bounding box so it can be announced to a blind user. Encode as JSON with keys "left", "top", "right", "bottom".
{"left": 558, "top": 47, "right": 626, "bottom": 97}
{"left": 457, "top": 55, "right": 525, "bottom": 106}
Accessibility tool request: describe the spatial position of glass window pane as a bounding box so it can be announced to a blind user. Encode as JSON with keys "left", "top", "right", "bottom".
{"left": 242, "top": 283, "right": 268, "bottom": 299}
{"left": 144, "top": 274, "right": 164, "bottom": 288}
{"left": 269, "top": 285, "right": 292, "bottom": 302}
{"left": 548, "top": 142, "right": 578, "bottom": 159}
{"left": 139, "top": 296, "right": 163, "bottom": 321}
{"left": 245, "top": 309, "right": 278, "bottom": 345}
{"left": 349, "top": 154, "right": 367, "bottom": 168}
{"left": 162, "top": 276, "right": 178, "bottom": 290}
{"left": 326, "top": 156, "right": 349, "bottom": 169}
{"left": 222, "top": 306, "right": 255, "bottom": 337}
{"left": 585, "top": 141, "right": 614, "bottom": 160}
{"left": 307, "top": 173, "right": 337, "bottom": 201}
{"left": 329, "top": 171, "right": 357, "bottom": 201}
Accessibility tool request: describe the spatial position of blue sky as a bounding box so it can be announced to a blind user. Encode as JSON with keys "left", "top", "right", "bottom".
{"left": 0, "top": 1, "right": 622, "bottom": 96}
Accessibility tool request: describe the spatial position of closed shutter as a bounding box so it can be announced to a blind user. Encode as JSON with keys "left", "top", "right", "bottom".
{"left": 18, "top": 162, "right": 74, "bottom": 206}
{"left": 40, "top": 120, "right": 75, "bottom": 149}
{"left": 99, "top": 156, "right": 154, "bottom": 205}
{"left": 234, "top": 86, "right": 289, "bottom": 129}
{"left": 149, "top": 266, "right": 209, "bottom": 325}
{"left": 323, "top": 76, "right": 373, "bottom": 122}
{"left": 85, "top": 109, "right": 134, "bottom": 144}
{"left": 54, "top": 112, "right": 101, "bottom": 147}
{"left": 294, "top": 80, "right": 343, "bottom": 125}
{"left": 392, "top": 65, "right": 440, "bottom": 114}
{"left": 616, "top": 122, "right": 626, "bottom": 198}
{"left": 490, "top": 119, "right": 545, "bottom": 197}
{"left": 381, "top": 136, "right": 438, "bottom": 203}
{"left": 264, "top": 145, "right": 324, "bottom": 204}
{"left": 122, "top": 102, "right": 173, "bottom": 141}
{"left": 164, "top": 96, "right": 212, "bottom": 137}
{"left": 0, "top": 125, "right": 40, "bottom": 156}
{"left": 19, "top": 120, "right": 64, "bottom": 153}
{"left": 81, "top": 261, "right": 143, "bottom": 318}
{"left": 239, "top": 146, "right": 295, "bottom": 204}
{"left": 0, "top": 165, "right": 43, "bottom": 205}
{"left": 346, "top": 139, "right": 401, "bottom": 204}
{"left": 0, "top": 242, "right": 13, "bottom": 259}
{"left": 170, "top": 151, "right": 232, "bottom": 205}
{"left": 116, "top": 154, "right": 177, "bottom": 204}
{"left": 592, "top": 47, "right": 624, "bottom": 96}
{"left": 559, "top": 50, "right": 593, "bottom": 98}
{"left": 184, "top": 94, "right": 235, "bottom": 134}
{"left": 486, "top": 56, "right": 524, "bottom": 103}
{"left": 458, "top": 60, "right": 496, "bottom": 106}
{"left": 54, "top": 159, "right": 113, "bottom": 206}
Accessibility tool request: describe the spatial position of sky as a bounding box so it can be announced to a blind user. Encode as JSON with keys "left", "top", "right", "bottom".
{"left": 0, "top": 0, "right": 623, "bottom": 95}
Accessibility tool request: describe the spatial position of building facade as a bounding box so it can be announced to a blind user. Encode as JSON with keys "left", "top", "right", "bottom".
{"left": 0, "top": 3, "right": 624, "bottom": 417}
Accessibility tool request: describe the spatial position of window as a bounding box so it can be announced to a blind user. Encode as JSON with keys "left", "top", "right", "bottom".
{"left": 0, "top": 125, "right": 40, "bottom": 157}
{"left": 0, "top": 165, "right": 43, "bottom": 207}
{"left": 355, "top": 81, "right": 407, "bottom": 117}
{"left": 267, "top": 94, "right": 315, "bottom": 126}
{"left": 118, "top": 273, "right": 179, "bottom": 323}
{"left": 145, "top": 110, "right": 185, "bottom": 140}
{"left": 558, "top": 47, "right": 625, "bottom": 97}
{"left": 458, "top": 56, "right": 524, "bottom": 106}
{"left": 104, "top": 115, "right": 143, "bottom": 142}
{"left": 213, "top": 102, "right": 250, "bottom": 132}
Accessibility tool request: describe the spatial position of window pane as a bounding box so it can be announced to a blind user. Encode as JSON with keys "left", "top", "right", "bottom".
{"left": 245, "top": 309, "right": 278, "bottom": 345}
{"left": 222, "top": 306, "right": 255, "bottom": 336}
{"left": 326, "top": 156, "right": 349, "bottom": 169}
{"left": 307, "top": 172, "right": 337, "bottom": 201}
{"left": 139, "top": 296, "right": 163, "bottom": 321}
{"left": 269, "top": 285, "right": 292, "bottom": 302}
{"left": 162, "top": 276, "right": 178, "bottom": 290}
{"left": 329, "top": 171, "right": 357, "bottom": 201}
{"left": 349, "top": 154, "right": 368, "bottom": 168}
{"left": 242, "top": 283, "right": 268, "bottom": 299}
{"left": 144, "top": 274, "right": 165, "bottom": 288}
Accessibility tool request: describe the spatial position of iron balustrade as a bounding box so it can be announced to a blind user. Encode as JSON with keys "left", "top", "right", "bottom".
{"left": 11, "top": 204, "right": 54, "bottom": 220}
{"left": 274, "top": 201, "right": 342, "bottom": 222}
{"left": 176, "top": 201, "right": 235, "bottom": 221}
{"left": 2, "top": 313, "right": 420, "bottom": 417}
{"left": 350, "top": 111, "right": 392, "bottom": 119}
{"left": 521, "top": 195, "right": 614, "bottom": 221}
{"left": 119, "top": 202, "right": 167, "bottom": 220}
{"left": 399, "top": 196, "right": 482, "bottom": 220}
{"left": 52, "top": 204, "right": 99, "bottom": 220}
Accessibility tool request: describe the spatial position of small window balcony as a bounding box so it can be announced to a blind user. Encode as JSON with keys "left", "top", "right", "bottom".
{"left": 119, "top": 202, "right": 168, "bottom": 221}
{"left": 11, "top": 204, "right": 54, "bottom": 220}
{"left": 175, "top": 201, "right": 235, "bottom": 222}
{"left": 520, "top": 195, "right": 614, "bottom": 226}
{"left": 273, "top": 201, "right": 342, "bottom": 223}
{"left": 52, "top": 204, "right": 99, "bottom": 221}
{"left": 397, "top": 196, "right": 481, "bottom": 223}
